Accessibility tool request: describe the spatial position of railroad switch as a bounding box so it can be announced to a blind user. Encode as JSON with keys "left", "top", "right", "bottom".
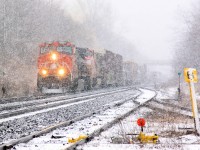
{"left": 136, "top": 118, "right": 159, "bottom": 144}
{"left": 68, "top": 135, "right": 87, "bottom": 143}
{"left": 137, "top": 132, "right": 159, "bottom": 143}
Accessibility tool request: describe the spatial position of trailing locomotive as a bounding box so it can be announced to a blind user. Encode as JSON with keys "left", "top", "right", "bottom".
{"left": 37, "top": 41, "right": 123, "bottom": 93}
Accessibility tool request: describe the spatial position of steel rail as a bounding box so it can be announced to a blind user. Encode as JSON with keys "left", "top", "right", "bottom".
{"left": 0, "top": 88, "right": 143, "bottom": 150}
{"left": 65, "top": 89, "right": 157, "bottom": 150}
{"left": 0, "top": 88, "right": 133, "bottom": 119}
{"left": 0, "top": 86, "right": 133, "bottom": 104}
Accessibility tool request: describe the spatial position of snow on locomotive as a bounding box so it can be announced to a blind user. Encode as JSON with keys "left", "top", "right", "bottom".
{"left": 37, "top": 41, "right": 123, "bottom": 93}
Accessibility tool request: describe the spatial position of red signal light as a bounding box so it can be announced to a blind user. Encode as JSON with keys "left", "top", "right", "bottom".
{"left": 137, "top": 118, "right": 146, "bottom": 127}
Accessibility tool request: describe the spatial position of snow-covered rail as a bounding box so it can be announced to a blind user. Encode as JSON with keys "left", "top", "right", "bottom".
{"left": 145, "top": 99, "right": 194, "bottom": 118}
{"left": 0, "top": 87, "right": 141, "bottom": 150}
{"left": 0, "top": 87, "right": 133, "bottom": 119}
{"left": 6, "top": 88, "right": 156, "bottom": 150}
{"left": 0, "top": 87, "right": 132, "bottom": 105}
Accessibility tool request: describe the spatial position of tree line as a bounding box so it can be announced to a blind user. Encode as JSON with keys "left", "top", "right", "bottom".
{"left": 0, "top": 0, "right": 137, "bottom": 97}
{"left": 174, "top": 2, "right": 200, "bottom": 87}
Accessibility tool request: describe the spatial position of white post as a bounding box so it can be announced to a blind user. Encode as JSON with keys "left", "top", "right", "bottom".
{"left": 190, "top": 81, "right": 200, "bottom": 135}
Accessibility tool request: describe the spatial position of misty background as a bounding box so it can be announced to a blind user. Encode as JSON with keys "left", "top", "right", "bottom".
{"left": 0, "top": 0, "right": 199, "bottom": 97}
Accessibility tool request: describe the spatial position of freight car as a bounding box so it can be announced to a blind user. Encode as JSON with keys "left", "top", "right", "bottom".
{"left": 123, "top": 61, "right": 138, "bottom": 85}
{"left": 37, "top": 41, "right": 123, "bottom": 93}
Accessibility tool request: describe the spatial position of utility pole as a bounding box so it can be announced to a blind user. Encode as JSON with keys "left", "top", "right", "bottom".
{"left": 2, "top": 0, "right": 6, "bottom": 82}
{"left": 2, "top": 0, "right": 6, "bottom": 67}
{"left": 178, "top": 72, "right": 181, "bottom": 100}
{"left": 0, "top": 0, "right": 7, "bottom": 97}
{"left": 153, "top": 72, "right": 157, "bottom": 89}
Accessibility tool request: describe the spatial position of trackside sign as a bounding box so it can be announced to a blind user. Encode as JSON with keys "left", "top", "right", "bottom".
{"left": 184, "top": 68, "right": 198, "bottom": 83}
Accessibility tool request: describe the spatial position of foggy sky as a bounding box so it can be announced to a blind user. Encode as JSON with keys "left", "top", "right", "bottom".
{"left": 110, "top": 0, "right": 198, "bottom": 62}
{"left": 60, "top": 0, "right": 197, "bottom": 62}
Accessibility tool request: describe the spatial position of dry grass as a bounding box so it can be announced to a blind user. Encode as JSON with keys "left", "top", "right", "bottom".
{"left": 145, "top": 108, "right": 194, "bottom": 137}
{"left": 111, "top": 107, "right": 194, "bottom": 145}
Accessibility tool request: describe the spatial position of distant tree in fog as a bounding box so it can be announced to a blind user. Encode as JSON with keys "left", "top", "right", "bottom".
{"left": 0, "top": 0, "right": 138, "bottom": 97}
{"left": 172, "top": 3, "right": 200, "bottom": 92}
{"left": 174, "top": 2, "right": 200, "bottom": 75}
{"left": 75, "top": 0, "right": 137, "bottom": 61}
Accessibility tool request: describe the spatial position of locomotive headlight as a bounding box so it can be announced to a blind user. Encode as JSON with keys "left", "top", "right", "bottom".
{"left": 42, "top": 69, "right": 47, "bottom": 75}
{"left": 51, "top": 53, "right": 57, "bottom": 60}
{"left": 58, "top": 69, "right": 65, "bottom": 76}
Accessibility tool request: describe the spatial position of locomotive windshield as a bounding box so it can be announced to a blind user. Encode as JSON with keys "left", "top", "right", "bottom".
{"left": 40, "top": 46, "right": 55, "bottom": 54}
{"left": 57, "top": 46, "right": 72, "bottom": 54}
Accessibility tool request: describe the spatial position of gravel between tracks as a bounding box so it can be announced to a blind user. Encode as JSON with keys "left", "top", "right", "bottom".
{"left": 0, "top": 89, "right": 139, "bottom": 144}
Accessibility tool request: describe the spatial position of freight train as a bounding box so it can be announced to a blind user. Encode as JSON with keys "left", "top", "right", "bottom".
{"left": 37, "top": 41, "right": 123, "bottom": 93}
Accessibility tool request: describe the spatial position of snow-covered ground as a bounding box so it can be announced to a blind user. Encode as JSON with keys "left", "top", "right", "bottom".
{"left": 6, "top": 86, "right": 200, "bottom": 150}
{"left": 79, "top": 106, "right": 200, "bottom": 150}
{"left": 0, "top": 89, "right": 139, "bottom": 144}
{"left": 135, "top": 89, "right": 155, "bottom": 104}
{"left": 156, "top": 87, "right": 177, "bottom": 100}
{"left": 11, "top": 89, "right": 155, "bottom": 150}
{"left": 77, "top": 87, "right": 200, "bottom": 150}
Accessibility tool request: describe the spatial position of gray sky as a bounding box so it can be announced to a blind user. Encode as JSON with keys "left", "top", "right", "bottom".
{"left": 110, "top": 0, "right": 197, "bottom": 62}
{"left": 60, "top": 0, "right": 197, "bottom": 62}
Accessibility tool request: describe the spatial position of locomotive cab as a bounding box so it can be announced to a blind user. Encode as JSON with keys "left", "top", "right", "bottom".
{"left": 37, "top": 41, "right": 77, "bottom": 93}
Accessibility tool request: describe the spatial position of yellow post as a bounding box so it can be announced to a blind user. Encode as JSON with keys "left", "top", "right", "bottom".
{"left": 189, "top": 83, "right": 195, "bottom": 117}
{"left": 184, "top": 68, "right": 200, "bottom": 135}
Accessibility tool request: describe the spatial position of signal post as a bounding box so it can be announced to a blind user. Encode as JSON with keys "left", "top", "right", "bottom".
{"left": 184, "top": 68, "right": 200, "bottom": 135}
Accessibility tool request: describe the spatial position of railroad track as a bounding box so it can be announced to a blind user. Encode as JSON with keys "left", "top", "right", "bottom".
{"left": 2, "top": 88, "right": 157, "bottom": 150}
{"left": 0, "top": 86, "right": 132, "bottom": 104}
{"left": 66, "top": 89, "right": 157, "bottom": 150}
{"left": 76, "top": 93, "right": 200, "bottom": 150}
{"left": 0, "top": 87, "right": 133, "bottom": 120}
{"left": 0, "top": 87, "right": 140, "bottom": 149}
{"left": 153, "top": 99, "right": 191, "bottom": 112}
{"left": 145, "top": 99, "right": 194, "bottom": 118}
